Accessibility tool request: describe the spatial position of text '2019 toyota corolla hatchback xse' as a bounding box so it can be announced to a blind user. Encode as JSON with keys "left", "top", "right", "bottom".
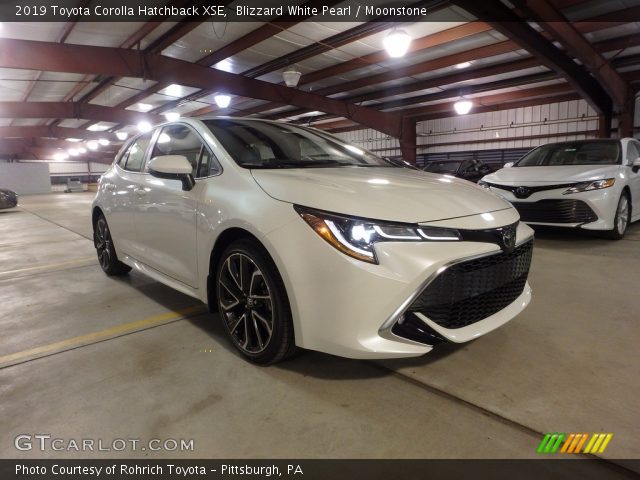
{"left": 92, "top": 117, "right": 534, "bottom": 364}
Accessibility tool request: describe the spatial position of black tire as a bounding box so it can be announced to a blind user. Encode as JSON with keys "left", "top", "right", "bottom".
{"left": 604, "top": 192, "right": 631, "bottom": 240}
{"left": 94, "top": 214, "right": 131, "bottom": 276}
{"left": 215, "top": 239, "right": 296, "bottom": 365}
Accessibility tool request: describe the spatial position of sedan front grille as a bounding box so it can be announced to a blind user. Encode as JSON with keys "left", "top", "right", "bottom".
{"left": 407, "top": 240, "right": 533, "bottom": 329}
{"left": 512, "top": 200, "right": 597, "bottom": 224}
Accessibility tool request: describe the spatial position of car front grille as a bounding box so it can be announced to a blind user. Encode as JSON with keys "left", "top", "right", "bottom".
{"left": 512, "top": 200, "right": 597, "bottom": 224}
{"left": 406, "top": 240, "right": 533, "bottom": 330}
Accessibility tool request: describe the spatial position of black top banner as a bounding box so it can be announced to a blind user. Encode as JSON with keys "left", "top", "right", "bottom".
{"left": 0, "top": 0, "right": 636, "bottom": 23}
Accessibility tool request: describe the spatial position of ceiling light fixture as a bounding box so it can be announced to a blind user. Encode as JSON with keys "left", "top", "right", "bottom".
{"left": 54, "top": 153, "right": 68, "bottom": 161}
{"left": 164, "top": 112, "right": 181, "bottom": 122}
{"left": 455, "top": 61, "right": 473, "bottom": 69}
{"left": 78, "top": 147, "right": 87, "bottom": 154}
{"left": 116, "top": 131, "right": 128, "bottom": 141}
{"left": 98, "top": 138, "right": 110, "bottom": 146}
{"left": 282, "top": 66, "right": 302, "bottom": 87}
{"left": 383, "top": 29, "right": 412, "bottom": 58}
{"left": 214, "top": 95, "right": 231, "bottom": 108}
{"left": 87, "top": 141, "right": 98, "bottom": 150}
{"left": 166, "top": 84, "right": 182, "bottom": 97}
{"left": 68, "top": 148, "right": 79, "bottom": 156}
{"left": 137, "top": 121, "right": 152, "bottom": 133}
{"left": 137, "top": 103, "right": 153, "bottom": 112}
{"left": 454, "top": 99, "right": 473, "bottom": 115}
{"left": 216, "top": 59, "right": 233, "bottom": 72}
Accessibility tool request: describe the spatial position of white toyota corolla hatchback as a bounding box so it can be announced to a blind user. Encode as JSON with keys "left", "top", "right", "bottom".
{"left": 92, "top": 117, "right": 534, "bottom": 364}
{"left": 479, "top": 138, "right": 640, "bottom": 239}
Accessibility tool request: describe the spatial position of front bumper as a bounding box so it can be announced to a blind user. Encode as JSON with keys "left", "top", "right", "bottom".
{"left": 265, "top": 207, "right": 533, "bottom": 359}
{"left": 486, "top": 185, "right": 620, "bottom": 230}
{"left": 0, "top": 193, "right": 18, "bottom": 209}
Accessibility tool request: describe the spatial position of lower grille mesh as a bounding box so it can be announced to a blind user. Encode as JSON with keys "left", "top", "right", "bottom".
{"left": 408, "top": 241, "right": 533, "bottom": 329}
{"left": 512, "top": 200, "right": 597, "bottom": 224}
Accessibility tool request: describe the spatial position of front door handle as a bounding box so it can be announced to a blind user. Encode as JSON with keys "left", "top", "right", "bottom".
{"left": 105, "top": 184, "right": 116, "bottom": 192}
{"left": 134, "top": 187, "right": 147, "bottom": 197}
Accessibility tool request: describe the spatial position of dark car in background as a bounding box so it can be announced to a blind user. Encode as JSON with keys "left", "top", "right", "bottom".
{"left": 0, "top": 189, "right": 18, "bottom": 209}
{"left": 423, "top": 158, "right": 497, "bottom": 183}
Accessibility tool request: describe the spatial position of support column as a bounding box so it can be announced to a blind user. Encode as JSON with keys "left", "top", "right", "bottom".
{"left": 399, "top": 117, "right": 417, "bottom": 165}
{"left": 597, "top": 113, "right": 611, "bottom": 138}
{"left": 617, "top": 95, "right": 635, "bottom": 138}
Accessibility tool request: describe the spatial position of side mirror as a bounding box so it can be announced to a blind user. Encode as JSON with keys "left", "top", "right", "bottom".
{"left": 503, "top": 162, "right": 514, "bottom": 168}
{"left": 148, "top": 155, "right": 195, "bottom": 191}
{"left": 633, "top": 157, "right": 640, "bottom": 173}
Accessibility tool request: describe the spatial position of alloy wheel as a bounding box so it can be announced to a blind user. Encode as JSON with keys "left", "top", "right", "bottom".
{"left": 218, "top": 253, "right": 274, "bottom": 354}
{"left": 95, "top": 218, "right": 112, "bottom": 270}
{"left": 617, "top": 195, "right": 629, "bottom": 235}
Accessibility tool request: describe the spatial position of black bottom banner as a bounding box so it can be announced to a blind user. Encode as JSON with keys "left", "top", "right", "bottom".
{"left": 2, "top": 459, "right": 639, "bottom": 480}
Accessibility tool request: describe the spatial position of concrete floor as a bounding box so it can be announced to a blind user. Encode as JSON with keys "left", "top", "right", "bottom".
{"left": 0, "top": 193, "right": 638, "bottom": 468}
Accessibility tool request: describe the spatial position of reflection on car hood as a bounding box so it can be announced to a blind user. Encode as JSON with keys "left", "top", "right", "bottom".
{"left": 251, "top": 167, "right": 512, "bottom": 223}
{"left": 483, "top": 165, "right": 621, "bottom": 184}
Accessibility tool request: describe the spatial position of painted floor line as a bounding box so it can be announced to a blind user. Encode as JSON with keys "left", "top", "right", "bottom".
{"left": 0, "top": 257, "right": 97, "bottom": 279}
{"left": 0, "top": 305, "right": 207, "bottom": 368}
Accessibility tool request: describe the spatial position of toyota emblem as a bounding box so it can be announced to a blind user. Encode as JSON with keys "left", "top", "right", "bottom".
{"left": 515, "top": 186, "right": 530, "bottom": 198}
{"left": 502, "top": 227, "right": 516, "bottom": 252}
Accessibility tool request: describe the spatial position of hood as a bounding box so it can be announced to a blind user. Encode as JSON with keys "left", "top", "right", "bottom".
{"left": 251, "top": 167, "right": 511, "bottom": 223}
{"left": 484, "top": 165, "right": 621, "bottom": 184}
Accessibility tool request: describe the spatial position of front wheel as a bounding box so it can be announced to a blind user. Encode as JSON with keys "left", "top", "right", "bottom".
{"left": 215, "top": 239, "right": 296, "bottom": 364}
{"left": 604, "top": 193, "right": 631, "bottom": 240}
{"left": 94, "top": 214, "right": 131, "bottom": 275}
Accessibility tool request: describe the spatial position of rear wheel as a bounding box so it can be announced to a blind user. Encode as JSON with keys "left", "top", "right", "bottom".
{"left": 94, "top": 214, "right": 131, "bottom": 275}
{"left": 215, "top": 239, "right": 296, "bottom": 364}
{"left": 604, "top": 193, "right": 630, "bottom": 240}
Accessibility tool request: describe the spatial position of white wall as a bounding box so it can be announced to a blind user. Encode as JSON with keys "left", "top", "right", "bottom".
{"left": 417, "top": 99, "right": 599, "bottom": 154}
{"left": 333, "top": 99, "right": 614, "bottom": 157}
{"left": 0, "top": 162, "right": 51, "bottom": 194}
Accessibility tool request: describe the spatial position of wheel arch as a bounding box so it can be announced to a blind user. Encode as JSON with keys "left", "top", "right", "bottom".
{"left": 207, "top": 227, "right": 280, "bottom": 312}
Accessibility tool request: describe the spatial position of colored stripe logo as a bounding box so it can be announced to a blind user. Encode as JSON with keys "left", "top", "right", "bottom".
{"left": 537, "top": 433, "right": 613, "bottom": 454}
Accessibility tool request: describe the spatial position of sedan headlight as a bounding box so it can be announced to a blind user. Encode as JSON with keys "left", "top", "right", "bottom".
{"left": 563, "top": 178, "right": 615, "bottom": 194}
{"left": 294, "top": 205, "right": 460, "bottom": 264}
{"left": 477, "top": 180, "right": 490, "bottom": 189}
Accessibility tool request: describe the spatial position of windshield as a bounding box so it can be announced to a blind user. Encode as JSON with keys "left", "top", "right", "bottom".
{"left": 203, "top": 119, "right": 393, "bottom": 169}
{"left": 516, "top": 141, "right": 621, "bottom": 167}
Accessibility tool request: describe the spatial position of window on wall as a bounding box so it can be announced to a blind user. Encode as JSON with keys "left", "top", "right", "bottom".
{"left": 150, "top": 124, "right": 219, "bottom": 177}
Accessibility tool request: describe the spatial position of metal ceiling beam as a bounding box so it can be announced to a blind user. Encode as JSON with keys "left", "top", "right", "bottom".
{"left": 399, "top": 84, "right": 575, "bottom": 118}
{"left": 239, "top": 21, "right": 495, "bottom": 116}
{"left": 0, "top": 102, "right": 162, "bottom": 125}
{"left": 238, "top": 7, "right": 635, "bottom": 118}
{"left": 513, "top": 0, "right": 629, "bottom": 110}
{"left": 109, "top": 0, "right": 344, "bottom": 119}
{"left": 269, "top": 32, "right": 640, "bottom": 122}
{"left": 0, "top": 40, "right": 405, "bottom": 138}
{"left": 451, "top": 0, "right": 611, "bottom": 115}
{"left": 0, "top": 126, "right": 121, "bottom": 142}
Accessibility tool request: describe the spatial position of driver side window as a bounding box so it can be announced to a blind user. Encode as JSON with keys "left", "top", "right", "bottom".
{"left": 149, "top": 124, "right": 220, "bottom": 178}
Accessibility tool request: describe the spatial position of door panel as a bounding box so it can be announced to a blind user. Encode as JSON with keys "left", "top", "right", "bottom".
{"left": 133, "top": 176, "right": 199, "bottom": 287}
{"left": 106, "top": 135, "right": 151, "bottom": 255}
{"left": 132, "top": 124, "right": 206, "bottom": 288}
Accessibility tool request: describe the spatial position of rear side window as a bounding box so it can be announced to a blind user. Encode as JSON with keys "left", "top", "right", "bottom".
{"left": 116, "top": 134, "right": 150, "bottom": 172}
{"left": 150, "top": 124, "right": 219, "bottom": 178}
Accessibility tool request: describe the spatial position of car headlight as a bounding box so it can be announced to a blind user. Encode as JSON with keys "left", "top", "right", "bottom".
{"left": 563, "top": 178, "right": 615, "bottom": 194}
{"left": 478, "top": 180, "right": 490, "bottom": 189}
{"left": 294, "top": 205, "right": 460, "bottom": 264}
